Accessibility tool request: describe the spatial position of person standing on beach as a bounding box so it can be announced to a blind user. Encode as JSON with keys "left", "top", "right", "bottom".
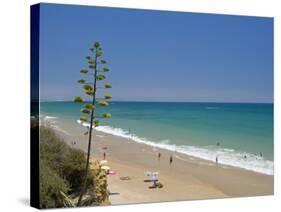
{"left": 216, "top": 156, "right": 218, "bottom": 164}
{"left": 169, "top": 155, "right": 173, "bottom": 166}
{"left": 158, "top": 152, "right": 161, "bottom": 161}
{"left": 103, "top": 152, "right": 106, "bottom": 160}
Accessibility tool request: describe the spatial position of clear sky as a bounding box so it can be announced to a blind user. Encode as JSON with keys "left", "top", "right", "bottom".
{"left": 39, "top": 3, "right": 273, "bottom": 103}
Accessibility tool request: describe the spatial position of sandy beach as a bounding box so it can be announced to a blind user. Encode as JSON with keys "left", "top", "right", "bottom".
{"left": 46, "top": 122, "right": 273, "bottom": 205}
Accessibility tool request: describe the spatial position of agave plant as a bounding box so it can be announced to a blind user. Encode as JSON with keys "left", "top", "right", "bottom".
{"left": 74, "top": 41, "right": 112, "bottom": 206}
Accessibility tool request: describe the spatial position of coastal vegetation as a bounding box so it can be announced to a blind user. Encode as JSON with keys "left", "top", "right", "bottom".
{"left": 39, "top": 127, "right": 108, "bottom": 208}
{"left": 74, "top": 41, "right": 112, "bottom": 205}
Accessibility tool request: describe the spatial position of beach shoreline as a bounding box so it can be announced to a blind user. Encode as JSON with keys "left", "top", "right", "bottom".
{"left": 41, "top": 101, "right": 274, "bottom": 175}
{"left": 41, "top": 119, "right": 273, "bottom": 205}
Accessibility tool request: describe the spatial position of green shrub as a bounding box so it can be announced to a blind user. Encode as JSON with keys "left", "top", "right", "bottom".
{"left": 39, "top": 127, "right": 95, "bottom": 207}
{"left": 40, "top": 128, "right": 68, "bottom": 175}
{"left": 61, "top": 148, "right": 93, "bottom": 193}
{"left": 40, "top": 160, "right": 69, "bottom": 208}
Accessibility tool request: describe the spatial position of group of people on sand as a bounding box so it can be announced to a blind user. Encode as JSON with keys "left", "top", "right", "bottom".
{"left": 157, "top": 152, "right": 173, "bottom": 166}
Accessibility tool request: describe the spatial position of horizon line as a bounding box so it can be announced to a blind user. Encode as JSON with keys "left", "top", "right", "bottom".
{"left": 39, "top": 99, "right": 274, "bottom": 104}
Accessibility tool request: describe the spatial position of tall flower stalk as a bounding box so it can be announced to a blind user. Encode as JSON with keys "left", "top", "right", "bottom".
{"left": 74, "top": 41, "right": 112, "bottom": 206}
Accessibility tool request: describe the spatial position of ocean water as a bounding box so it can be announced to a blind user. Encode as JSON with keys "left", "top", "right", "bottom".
{"left": 40, "top": 101, "right": 274, "bottom": 175}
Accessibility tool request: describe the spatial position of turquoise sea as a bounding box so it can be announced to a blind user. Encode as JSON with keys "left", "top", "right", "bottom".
{"left": 40, "top": 101, "right": 274, "bottom": 175}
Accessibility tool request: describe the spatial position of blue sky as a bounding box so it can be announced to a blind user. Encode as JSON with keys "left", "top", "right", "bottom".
{"left": 39, "top": 3, "right": 273, "bottom": 103}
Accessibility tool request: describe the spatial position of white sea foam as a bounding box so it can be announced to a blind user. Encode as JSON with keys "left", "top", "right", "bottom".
{"left": 76, "top": 121, "right": 274, "bottom": 175}
{"left": 40, "top": 115, "right": 57, "bottom": 125}
{"left": 45, "top": 116, "right": 57, "bottom": 119}
{"left": 77, "top": 120, "right": 91, "bottom": 128}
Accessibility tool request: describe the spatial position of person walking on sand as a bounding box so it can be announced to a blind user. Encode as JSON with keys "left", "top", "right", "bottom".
{"left": 216, "top": 156, "right": 218, "bottom": 164}
{"left": 169, "top": 155, "right": 173, "bottom": 166}
{"left": 158, "top": 152, "right": 161, "bottom": 161}
{"left": 103, "top": 152, "right": 106, "bottom": 160}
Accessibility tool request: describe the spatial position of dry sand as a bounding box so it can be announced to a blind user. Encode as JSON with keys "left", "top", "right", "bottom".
{"left": 46, "top": 123, "right": 273, "bottom": 205}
